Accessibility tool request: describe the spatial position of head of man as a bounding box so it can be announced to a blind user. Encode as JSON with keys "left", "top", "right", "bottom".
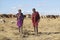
{"left": 18, "top": 9, "right": 22, "bottom": 13}
{"left": 32, "top": 8, "right": 36, "bottom": 13}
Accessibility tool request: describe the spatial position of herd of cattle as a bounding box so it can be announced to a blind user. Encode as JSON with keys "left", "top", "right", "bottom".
{"left": 41, "top": 15, "right": 59, "bottom": 19}
{"left": 0, "top": 14, "right": 60, "bottom": 19}
{"left": 0, "top": 14, "right": 59, "bottom": 24}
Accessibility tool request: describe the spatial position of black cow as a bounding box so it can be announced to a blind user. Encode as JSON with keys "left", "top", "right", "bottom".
{"left": 46, "top": 15, "right": 57, "bottom": 19}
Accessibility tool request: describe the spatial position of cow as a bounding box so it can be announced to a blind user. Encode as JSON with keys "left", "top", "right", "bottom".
{"left": 46, "top": 15, "right": 56, "bottom": 19}
{"left": 23, "top": 15, "right": 26, "bottom": 18}
{"left": 0, "top": 14, "right": 9, "bottom": 18}
{"left": 41, "top": 16, "right": 46, "bottom": 18}
{"left": 0, "top": 19, "right": 6, "bottom": 23}
{"left": 25, "top": 14, "right": 31, "bottom": 18}
{"left": 10, "top": 21, "right": 16, "bottom": 24}
{"left": 13, "top": 14, "right": 16, "bottom": 18}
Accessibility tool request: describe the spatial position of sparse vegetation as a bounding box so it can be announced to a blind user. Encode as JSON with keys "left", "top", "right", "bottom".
{"left": 0, "top": 18, "right": 60, "bottom": 40}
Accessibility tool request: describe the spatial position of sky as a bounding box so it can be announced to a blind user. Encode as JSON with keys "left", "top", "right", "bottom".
{"left": 0, "top": 0, "right": 60, "bottom": 15}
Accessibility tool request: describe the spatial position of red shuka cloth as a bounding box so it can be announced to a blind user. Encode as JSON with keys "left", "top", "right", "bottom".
{"left": 32, "top": 12, "right": 40, "bottom": 27}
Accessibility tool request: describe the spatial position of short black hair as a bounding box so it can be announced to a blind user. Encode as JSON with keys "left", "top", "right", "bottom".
{"left": 18, "top": 9, "right": 21, "bottom": 11}
{"left": 32, "top": 8, "right": 36, "bottom": 10}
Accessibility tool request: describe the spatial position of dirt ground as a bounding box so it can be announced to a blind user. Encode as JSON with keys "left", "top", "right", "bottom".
{"left": 0, "top": 18, "right": 60, "bottom": 40}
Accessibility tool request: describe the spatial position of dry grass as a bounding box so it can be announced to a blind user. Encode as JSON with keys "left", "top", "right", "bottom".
{"left": 0, "top": 18, "right": 60, "bottom": 40}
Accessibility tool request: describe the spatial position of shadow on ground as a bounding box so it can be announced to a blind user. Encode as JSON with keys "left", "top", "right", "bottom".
{"left": 22, "top": 30, "right": 60, "bottom": 38}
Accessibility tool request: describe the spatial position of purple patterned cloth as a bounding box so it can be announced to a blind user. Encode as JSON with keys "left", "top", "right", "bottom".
{"left": 17, "top": 13, "right": 24, "bottom": 28}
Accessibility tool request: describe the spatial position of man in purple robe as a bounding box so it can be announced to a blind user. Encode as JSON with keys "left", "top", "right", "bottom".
{"left": 16, "top": 9, "right": 24, "bottom": 33}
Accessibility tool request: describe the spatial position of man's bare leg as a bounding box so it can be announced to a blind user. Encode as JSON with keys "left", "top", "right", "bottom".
{"left": 19, "top": 27, "right": 20, "bottom": 32}
{"left": 19, "top": 26, "right": 23, "bottom": 38}
{"left": 35, "top": 25, "right": 38, "bottom": 35}
{"left": 20, "top": 26, "right": 23, "bottom": 34}
{"left": 34, "top": 26, "right": 35, "bottom": 32}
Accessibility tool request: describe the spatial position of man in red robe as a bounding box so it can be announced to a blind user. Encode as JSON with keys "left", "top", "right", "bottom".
{"left": 32, "top": 8, "right": 40, "bottom": 35}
